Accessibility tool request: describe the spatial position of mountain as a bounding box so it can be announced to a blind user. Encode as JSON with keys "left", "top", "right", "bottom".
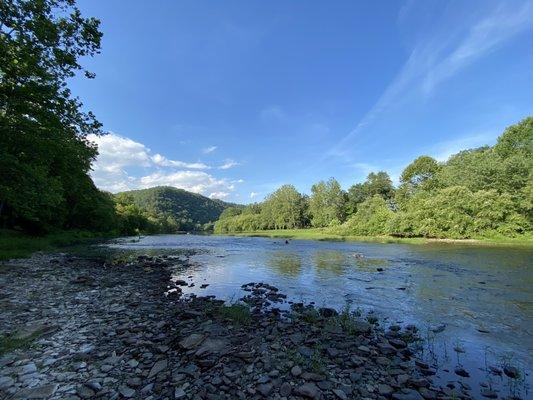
{"left": 117, "top": 186, "right": 239, "bottom": 231}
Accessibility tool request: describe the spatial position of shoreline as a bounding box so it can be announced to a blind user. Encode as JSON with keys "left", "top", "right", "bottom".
{"left": 0, "top": 251, "right": 505, "bottom": 400}
{"left": 227, "top": 229, "right": 533, "bottom": 248}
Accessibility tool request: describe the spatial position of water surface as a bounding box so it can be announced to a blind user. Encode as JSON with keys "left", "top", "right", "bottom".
{"left": 112, "top": 234, "right": 532, "bottom": 398}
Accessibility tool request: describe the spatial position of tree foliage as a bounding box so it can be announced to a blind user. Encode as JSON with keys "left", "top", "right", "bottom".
{"left": 216, "top": 117, "right": 532, "bottom": 239}
{"left": 0, "top": 0, "right": 108, "bottom": 233}
{"left": 309, "top": 178, "right": 346, "bottom": 227}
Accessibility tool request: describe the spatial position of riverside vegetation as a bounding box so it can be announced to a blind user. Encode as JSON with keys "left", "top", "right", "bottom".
{"left": 214, "top": 117, "right": 533, "bottom": 242}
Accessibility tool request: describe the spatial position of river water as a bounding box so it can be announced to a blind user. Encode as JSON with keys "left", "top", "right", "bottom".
{"left": 111, "top": 234, "right": 532, "bottom": 399}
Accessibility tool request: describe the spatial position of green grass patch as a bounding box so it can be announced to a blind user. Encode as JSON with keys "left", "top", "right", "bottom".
{"left": 0, "top": 329, "right": 45, "bottom": 355}
{"left": 0, "top": 229, "right": 114, "bottom": 261}
{"left": 227, "top": 228, "right": 533, "bottom": 247}
{"left": 219, "top": 303, "right": 251, "bottom": 325}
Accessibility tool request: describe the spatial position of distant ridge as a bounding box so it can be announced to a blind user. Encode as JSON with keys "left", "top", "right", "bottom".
{"left": 117, "top": 186, "right": 239, "bottom": 231}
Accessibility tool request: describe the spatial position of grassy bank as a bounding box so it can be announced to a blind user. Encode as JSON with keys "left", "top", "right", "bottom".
{"left": 229, "top": 228, "right": 533, "bottom": 247}
{"left": 0, "top": 229, "right": 115, "bottom": 261}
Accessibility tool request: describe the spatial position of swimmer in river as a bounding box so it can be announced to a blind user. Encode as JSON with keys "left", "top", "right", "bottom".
{"left": 285, "top": 240, "right": 289, "bottom": 244}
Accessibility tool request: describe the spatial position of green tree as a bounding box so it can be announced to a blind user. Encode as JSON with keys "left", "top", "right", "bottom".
{"left": 309, "top": 178, "right": 346, "bottom": 227}
{"left": 0, "top": 0, "right": 106, "bottom": 233}
{"left": 261, "top": 185, "right": 307, "bottom": 229}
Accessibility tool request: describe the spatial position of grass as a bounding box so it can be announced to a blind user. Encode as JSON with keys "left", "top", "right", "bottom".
{"left": 0, "top": 329, "right": 47, "bottom": 355}
{"left": 227, "top": 228, "right": 533, "bottom": 247}
{"left": 219, "top": 303, "right": 252, "bottom": 325}
{"left": 0, "top": 229, "right": 114, "bottom": 261}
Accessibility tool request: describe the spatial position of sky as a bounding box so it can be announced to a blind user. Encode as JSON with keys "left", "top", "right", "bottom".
{"left": 72, "top": 0, "right": 533, "bottom": 203}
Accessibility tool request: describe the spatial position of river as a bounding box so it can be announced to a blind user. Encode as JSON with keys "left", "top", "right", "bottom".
{"left": 111, "top": 234, "right": 532, "bottom": 399}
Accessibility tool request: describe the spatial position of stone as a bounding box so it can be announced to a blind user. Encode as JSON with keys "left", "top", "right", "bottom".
{"left": 12, "top": 384, "right": 58, "bottom": 399}
{"left": 295, "top": 383, "right": 320, "bottom": 399}
{"left": 392, "top": 389, "right": 425, "bottom": 400}
{"left": 174, "top": 387, "right": 187, "bottom": 398}
{"left": 257, "top": 383, "right": 273, "bottom": 397}
{"left": 148, "top": 359, "right": 168, "bottom": 378}
{"left": 179, "top": 333, "right": 205, "bottom": 350}
{"left": 280, "top": 382, "right": 292, "bottom": 397}
{"left": 333, "top": 389, "right": 348, "bottom": 400}
{"left": 418, "top": 388, "right": 436, "bottom": 400}
{"left": 76, "top": 385, "right": 95, "bottom": 399}
{"left": 291, "top": 365, "right": 302, "bottom": 377}
{"left": 127, "top": 359, "right": 139, "bottom": 368}
{"left": 21, "top": 363, "right": 37, "bottom": 374}
{"left": 378, "top": 384, "right": 393, "bottom": 396}
{"left": 480, "top": 389, "right": 498, "bottom": 398}
{"left": 503, "top": 366, "right": 519, "bottom": 379}
{"left": 0, "top": 376, "right": 15, "bottom": 389}
{"left": 119, "top": 386, "right": 135, "bottom": 398}
{"left": 454, "top": 367, "right": 470, "bottom": 377}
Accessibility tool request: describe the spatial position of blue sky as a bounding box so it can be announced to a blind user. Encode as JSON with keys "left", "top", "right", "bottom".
{"left": 73, "top": 0, "right": 533, "bottom": 203}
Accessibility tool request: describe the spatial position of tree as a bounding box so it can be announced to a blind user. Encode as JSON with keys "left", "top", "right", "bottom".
{"left": 365, "top": 172, "right": 395, "bottom": 200}
{"left": 309, "top": 178, "right": 346, "bottom": 227}
{"left": 336, "top": 196, "right": 393, "bottom": 236}
{"left": 494, "top": 116, "right": 533, "bottom": 159}
{"left": 0, "top": 0, "right": 105, "bottom": 232}
{"left": 261, "top": 185, "right": 307, "bottom": 229}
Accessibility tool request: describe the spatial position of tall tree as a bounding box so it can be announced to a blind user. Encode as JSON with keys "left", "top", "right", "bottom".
{"left": 309, "top": 178, "right": 346, "bottom": 227}
{"left": 0, "top": 0, "right": 104, "bottom": 232}
{"left": 261, "top": 185, "right": 307, "bottom": 229}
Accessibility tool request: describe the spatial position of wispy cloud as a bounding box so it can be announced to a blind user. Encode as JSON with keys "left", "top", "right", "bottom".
{"left": 152, "top": 153, "right": 209, "bottom": 170}
{"left": 327, "top": 1, "right": 533, "bottom": 160}
{"left": 250, "top": 192, "right": 259, "bottom": 199}
{"left": 218, "top": 159, "right": 240, "bottom": 170}
{"left": 202, "top": 145, "right": 217, "bottom": 154}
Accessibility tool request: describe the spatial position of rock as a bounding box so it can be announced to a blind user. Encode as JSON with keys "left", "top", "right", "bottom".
{"left": 503, "top": 365, "right": 519, "bottom": 379}
{"left": 127, "top": 359, "right": 139, "bottom": 368}
{"left": 174, "top": 387, "right": 187, "bottom": 398}
{"left": 378, "top": 384, "right": 394, "bottom": 396}
{"left": 349, "top": 372, "right": 362, "bottom": 382}
{"left": 195, "top": 338, "right": 228, "bottom": 357}
{"left": 295, "top": 382, "right": 320, "bottom": 399}
{"left": 291, "top": 365, "right": 302, "bottom": 377}
{"left": 392, "top": 389, "right": 425, "bottom": 400}
{"left": 418, "top": 388, "right": 436, "bottom": 400}
{"left": 481, "top": 389, "right": 498, "bottom": 398}
{"left": 389, "top": 338, "right": 407, "bottom": 348}
{"left": 257, "top": 383, "right": 273, "bottom": 397}
{"left": 76, "top": 385, "right": 95, "bottom": 399}
{"left": 280, "top": 382, "right": 292, "bottom": 397}
{"left": 148, "top": 359, "right": 168, "bottom": 378}
{"left": 0, "top": 376, "right": 15, "bottom": 389}
{"left": 318, "top": 307, "right": 338, "bottom": 317}
{"left": 333, "top": 389, "right": 348, "bottom": 400}
{"left": 301, "top": 372, "right": 326, "bottom": 381}
{"left": 12, "top": 384, "right": 58, "bottom": 399}
{"left": 179, "top": 333, "right": 205, "bottom": 349}
{"left": 454, "top": 367, "right": 470, "bottom": 377}
{"left": 119, "top": 385, "right": 136, "bottom": 398}
{"left": 21, "top": 362, "right": 37, "bottom": 374}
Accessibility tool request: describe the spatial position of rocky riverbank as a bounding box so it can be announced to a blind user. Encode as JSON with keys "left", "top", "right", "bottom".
{"left": 0, "top": 252, "right": 511, "bottom": 399}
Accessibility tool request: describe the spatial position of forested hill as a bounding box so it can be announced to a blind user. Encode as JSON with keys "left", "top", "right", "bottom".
{"left": 116, "top": 187, "right": 238, "bottom": 232}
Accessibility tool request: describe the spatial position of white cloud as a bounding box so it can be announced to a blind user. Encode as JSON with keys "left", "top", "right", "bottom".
{"left": 151, "top": 153, "right": 209, "bottom": 170}
{"left": 327, "top": 2, "right": 533, "bottom": 160}
{"left": 250, "top": 192, "right": 259, "bottom": 199}
{"left": 218, "top": 159, "right": 240, "bottom": 170}
{"left": 202, "top": 145, "right": 217, "bottom": 154}
{"left": 88, "top": 133, "right": 241, "bottom": 199}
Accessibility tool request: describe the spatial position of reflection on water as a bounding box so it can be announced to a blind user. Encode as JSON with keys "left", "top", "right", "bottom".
{"left": 268, "top": 252, "right": 302, "bottom": 277}
{"left": 111, "top": 234, "right": 532, "bottom": 398}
